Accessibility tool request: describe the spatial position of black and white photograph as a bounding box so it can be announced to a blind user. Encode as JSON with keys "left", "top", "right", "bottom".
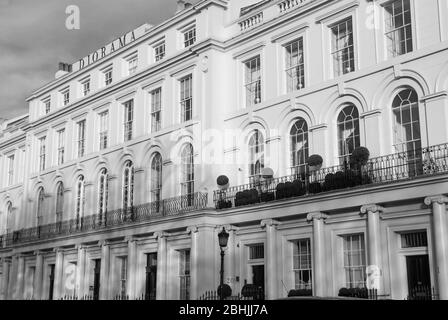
{"left": 1, "top": 0, "right": 448, "bottom": 310}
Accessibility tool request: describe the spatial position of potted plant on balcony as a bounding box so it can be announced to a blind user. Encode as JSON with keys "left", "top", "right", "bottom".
{"left": 216, "top": 175, "right": 232, "bottom": 209}
{"left": 350, "top": 147, "right": 371, "bottom": 186}
{"left": 260, "top": 168, "right": 276, "bottom": 203}
{"left": 308, "top": 154, "right": 323, "bottom": 171}
{"left": 217, "top": 284, "right": 232, "bottom": 299}
{"left": 288, "top": 289, "right": 313, "bottom": 297}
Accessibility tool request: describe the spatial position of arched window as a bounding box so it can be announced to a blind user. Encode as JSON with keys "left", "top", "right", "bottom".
{"left": 6, "top": 202, "right": 13, "bottom": 234}
{"left": 392, "top": 88, "right": 421, "bottom": 153}
{"left": 151, "top": 153, "right": 163, "bottom": 205}
{"left": 76, "top": 175, "right": 85, "bottom": 222}
{"left": 56, "top": 182, "right": 64, "bottom": 224}
{"left": 123, "top": 161, "right": 134, "bottom": 211}
{"left": 248, "top": 130, "right": 265, "bottom": 182}
{"left": 290, "top": 118, "right": 309, "bottom": 174}
{"left": 37, "top": 187, "right": 45, "bottom": 227}
{"left": 337, "top": 105, "right": 360, "bottom": 164}
{"left": 181, "top": 144, "right": 194, "bottom": 198}
{"left": 98, "top": 169, "right": 108, "bottom": 223}
{"left": 392, "top": 88, "right": 422, "bottom": 175}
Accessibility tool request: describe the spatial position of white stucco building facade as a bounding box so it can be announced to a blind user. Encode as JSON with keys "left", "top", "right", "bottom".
{"left": 1, "top": 0, "right": 448, "bottom": 300}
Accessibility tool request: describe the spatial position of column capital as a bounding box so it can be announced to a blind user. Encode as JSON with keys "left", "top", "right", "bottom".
{"left": 154, "top": 231, "right": 168, "bottom": 240}
{"left": 124, "top": 236, "right": 138, "bottom": 244}
{"left": 98, "top": 240, "right": 109, "bottom": 248}
{"left": 75, "top": 244, "right": 87, "bottom": 251}
{"left": 222, "top": 224, "right": 239, "bottom": 233}
{"left": 260, "top": 219, "right": 280, "bottom": 228}
{"left": 306, "top": 212, "right": 328, "bottom": 222}
{"left": 53, "top": 247, "right": 64, "bottom": 254}
{"left": 360, "top": 204, "right": 385, "bottom": 215}
{"left": 187, "top": 226, "right": 199, "bottom": 234}
{"left": 33, "top": 250, "right": 44, "bottom": 256}
{"left": 424, "top": 195, "right": 448, "bottom": 206}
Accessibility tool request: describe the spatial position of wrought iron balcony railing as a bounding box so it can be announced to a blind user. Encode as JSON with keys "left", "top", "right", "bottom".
{"left": 0, "top": 192, "right": 208, "bottom": 248}
{"left": 214, "top": 143, "right": 448, "bottom": 209}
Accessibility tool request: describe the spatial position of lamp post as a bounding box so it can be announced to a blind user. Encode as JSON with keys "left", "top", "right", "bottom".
{"left": 218, "top": 227, "right": 229, "bottom": 300}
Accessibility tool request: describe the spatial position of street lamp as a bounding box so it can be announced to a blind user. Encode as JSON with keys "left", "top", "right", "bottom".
{"left": 218, "top": 227, "right": 229, "bottom": 300}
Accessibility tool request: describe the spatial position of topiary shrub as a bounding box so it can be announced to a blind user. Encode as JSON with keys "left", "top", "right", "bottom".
{"left": 248, "top": 189, "right": 259, "bottom": 204}
{"left": 284, "top": 181, "right": 294, "bottom": 198}
{"left": 217, "top": 199, "right": 232, "bottom": 209}
{"left": 323, "top": 173, "right": 335, "bottom": 191}
{"left": 241, "top": 284, "right": 263, "bottom": 300}
{"left": 338, "top": 287, "right": 351, "bottom": 297}
{"left": 350, "top": 147, "right": 370, "bottom": 166}
{"left": 217, "top": 175, "right": 229, "bottom": 187}
{"left": 334, "top": 171, "right": 347, "bottom": 189}
{"left": 292, "top": 179, "right": 306, "bottom": 196}
{"left": 276, "top": 182, "right": 286, "bottom": 200}
{"left": 260, "top": 191, "right": 275, "bottom": 203}
{"left": 308, "top": 154, "right": 323, "bottom": 168}
{"left": 288, "top": 289, "right": 313, "bottom": 297}
{"left": 308, "top": 182, "right": 322, "bottom": 194}
{"left": 217, "top": 284, "right": 232, "bottom": 299}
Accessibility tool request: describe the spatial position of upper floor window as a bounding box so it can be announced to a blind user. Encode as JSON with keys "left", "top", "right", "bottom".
{"left": 37, "top": 187, "right": 45, "bottom": 227}
{"left": 337, "top": 105, "right": 360, "bottom": 165}
{"left": 122, "top": 161, "right": 134, "bottom": 211}
{"left": 183, "top": 26, "right": 196, "bottom": 48}
{"left": 103, "top": 67, "right": 113, "bottom": 86}
{"left": 98, "top": 168, "right": 109, "bottom": 223}
{"left": 7, "top": 154, "right": 15, "bottom": 186}
{"left": 285, "top": 38, "right": 305, "bottom": 92}
{"left": 81, "top": 78, "right": 90, "bottom": 97}
{"left": 392, "top": 88, "right": 421, "bottom": 153}
{"left": 56, "top": 182, "right": 64, "bottom": 225}
{"left": 77, "top": 120, "right": 86, "bottom": 158}
{"left": 290, "top": 119, "right": 309, "bottom": 175}
{"left": 331, "top": 18, "right": 355, "bottom": 77}
{"left": 293, "top": 239, "right": 312, "bottom": 290}
{"left": 123, "top": 100, "right": 134, "bottom": 142}
{"left": 151, "top": 88, "right": 162, "bottom": 132}
{"left": 119, "top": 257, "right": 128, "bottom": 297}
{"left": 61, "top": 88, "right": 70, "bottom": 106}
{"left": 248, "top": 130, "right": 264, "bottom": 182}
{"left": 39, "top": 136, "right": 47, "bottom": 171}
{"left": 244, "top": 56, "right": 261, "bottom": 107}
{"left": 43, "top": 98, "right": 51, "bottom": 115}
{"left": 76, "top": 175, "right": 85, "bottom": 222}
{"left": 385, "top": 0, "right": 413, "bottom": 57}
{"left": 57, "top": 129, "right": 65, "bottom": 166}
{"left": 151, "top": 153, "right": 163, "bottom": 205}
{"left": 154, "top": 42, "right": 166, "bottom": 62}
{"left": 127, "top": 54, "right": 138, "bottom": 75}
{"left": 343, "top": 234, "right": 366, "bottom": 288}
{"left": 180, "top": 75, "right": 192, "bottom": 122}
{"left": 181, "top": 144, "right": 194, "bottom": 197}
{"left": 99, "top": 111, "right": 109, "bottom": 150}
{"left": 5, "top": 201, "right": 13, "bottom": 234}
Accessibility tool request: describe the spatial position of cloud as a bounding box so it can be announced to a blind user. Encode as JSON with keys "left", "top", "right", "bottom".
{"left": 0, "top": 0, "right": 199, "bottom": 120}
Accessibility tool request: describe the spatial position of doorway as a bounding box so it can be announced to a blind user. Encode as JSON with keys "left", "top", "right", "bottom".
{"left": 93, "top": 259, "right": 101, "bottom": 300}
{"left": 406, "top": 255, "right": 431, "bottom": 300}
{"left": 48, "top": 264, "right": 55, "bottom": 300}
{"left": 252, "top": 265, "right": 265, "bottom": 299}
{"left": 145, "top": 253, "right": 157, "bottom": 300}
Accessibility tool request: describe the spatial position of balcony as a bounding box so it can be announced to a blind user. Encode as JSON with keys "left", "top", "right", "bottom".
{"left": 214, "top": 143, "right": 448, "bottom": 210}
{"left": 0, "top": 192, "right": 208, "bottom": 248}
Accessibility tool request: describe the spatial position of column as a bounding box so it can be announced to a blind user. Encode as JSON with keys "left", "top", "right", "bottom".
{"left": 360, "top": 204, "right": 384, "bottom": 294}
{"left": 134, "top": 168, "right": 146, "bottom": 205}
{"left": 76, "top": 246, "right": 86, "bottom": 298}
{"left": 422, "top": 93, "right": 448, "bottom": 146}
{"left": 361, "top": 110, "right": 382, "bottom": 157}
{"left": 54, "top": 249, "right": 64, "bottom": 300}
{"left": 7, "top": 256, "right": 18, "bottom": 300}
{"left": 2, "top": 258, "right": 11, "bottom": 300}
{"left": 195, "top": 225, "right": 217, "bottom": 298}
{"left": 424, "top": 195, "right": 448, "bottom": 299}
{"left": 16, "top": 255, "right": 25, "bottom": 300}
{"left": 261, "top": 219, "right": 280, "bottom": 300}
{"left": 33, "top": 251, "right": 44, "bottom": 300}
{"left": 224, "top": 225, "right": 237, "bottom": 290}
{"left": 266, "top": 136, "right": 282, "bottom": 176}
{"left": 187, "top": 226, "right": 199, "bottom": 300}
{"left": 307, "top": 212, "right": 328, "bottom": 297}
{"left": 99, "top": 241, "right": 110, "bottom": 300}
{"left": 155, "top": 232, "right": 167, "bottom": 300}
{"left": 126, "top": 237, "right": 137, "bottom": 299}
{"left": 309, "top": 125, "right": 328, "bottom": 166}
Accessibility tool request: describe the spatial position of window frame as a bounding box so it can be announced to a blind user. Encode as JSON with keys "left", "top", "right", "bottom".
{"left": 7, "top": 154, "right": 15, "bottom": 186}
{"left": 330, "top": 17, "right": 356, "bottom": 78}
{"left": 243, "top": 55, "right": 262, "bottom": 108}
{"left": 153, "top": 41, "right": 166, "bottom": 62}
{"left": 342, "top": 233, "right": 367, "bottom": 289}
{"left": 284, "top": 37, "right": 306, "bottom": 92}
{"left": 180, "top": 144, "right": 195, "bottom": 198}
{"left": 383, "top": 0, "right": 414, "bottom": 58}
{"left": 248, "top": 129, "right": 265, "bottom": 183}
{"left": 57, "top": 128, "right": 65, "bottom": 166}
{"left": 150, "top": 153, "right": 163, "bottom": 205}
{"left": 292, "top": 238, "right": 313, "bottom": 290}
{"left": 98, "top": 110, "right": 109, "bottom": 150}
{"left": 151, "top": 88, "right": 162, "bottom": 132}
{"left": 290, "top": 118, "right": 309, "bottom": 175}
{"left": 183, "top": 26, "right": 196, "bottom": 48}
{"left": 337, "top": 104, "right": 361, "bottom": 165}
{"left": 123, "top": 100, "right": 134, "bottom": 142}
{"left": 179, "top": 75, "right": 193, "bottom": 123}
{"left": 76, "top": 120, "right": 86, "bottom": 158}
{"left": 38, "top": 136, "right": 47, "bottom": 171}
{"left": 103, "top": 66, "right": 113, "bottom": 86}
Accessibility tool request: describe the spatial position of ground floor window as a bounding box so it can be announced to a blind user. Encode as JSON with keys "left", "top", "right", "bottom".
{"left": 343, "top": 234, "right": 366, "bottom": 288}
{"left": 179, "top": 249, "right": 190, "bottom": 300}
{"left": 293, "top": 239, "right": 312, "bottom": 290}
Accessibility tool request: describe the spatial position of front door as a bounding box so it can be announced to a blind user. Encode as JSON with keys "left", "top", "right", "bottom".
{"left": 145, "top": 253, "right": 157, "bottom": 300}
{"left": 406, "top": 255, "right": 431, "bottom": 300}
{"left": 93, "top": 259, "right": 101, "bottom": 300}
{"left": 252, "top": 265, "right": 265, "bottom": 299}
{"left": 48, "top": 264, "right": 55, "bottom": 300}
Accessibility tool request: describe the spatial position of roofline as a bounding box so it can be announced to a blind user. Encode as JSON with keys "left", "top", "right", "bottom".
{"left": 26, "top": 0, "right": 228, "bottom": 102}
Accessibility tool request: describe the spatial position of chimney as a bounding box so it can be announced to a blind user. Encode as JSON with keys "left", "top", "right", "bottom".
{"left": 55, "top": 62, "right": 72, "bottom": 79}
{"left": 176, "top": 0, "right": 186, "bottom": 13}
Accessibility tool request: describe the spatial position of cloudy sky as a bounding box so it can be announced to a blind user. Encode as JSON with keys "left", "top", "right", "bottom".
{"left": 0, "top": 0, "right": 199, "bottom": 121}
